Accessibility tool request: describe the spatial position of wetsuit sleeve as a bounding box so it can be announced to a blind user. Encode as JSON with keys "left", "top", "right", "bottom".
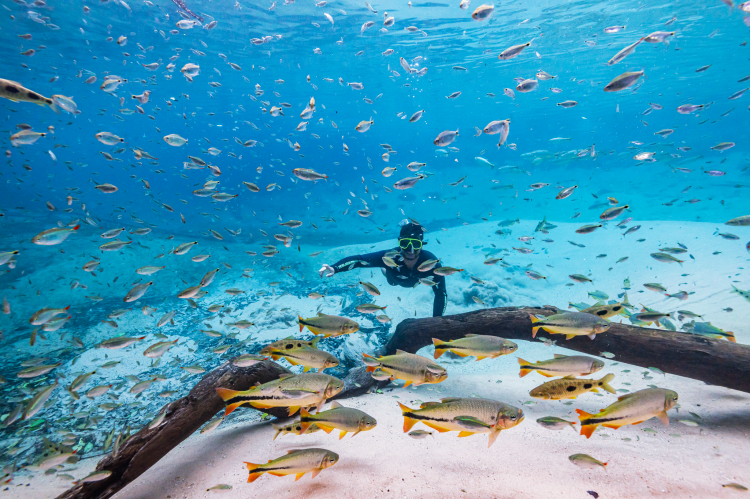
{"left": 431, "top": 265, "right": 447, "bottom": 317}
{"left": 330, "top": 250, "right": 388, "bottom": 273}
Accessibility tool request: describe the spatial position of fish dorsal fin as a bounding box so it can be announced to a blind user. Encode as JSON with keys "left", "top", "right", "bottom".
{"left": 440, "top": 397, "right": 461, "bottom": 403}
{"left": 317, "top": 312, "right": 326, "bottom": 317}
{"left": 617, "top": 393, "right": 636, "bottom": 402}
{"left": 278, "top": 373, "right": 296, "bottom": 379}
{"left": 420, "top": 401, "right": 441, "bottom": 408}
{"left": 553, "top": 354, "right": 567, "bottom": 359}
{"left": 285, "top": 449, "right": 301, "bottom": 455}
{"left": 396, "top": 349, "right": 410, "bottom": 355}
{"left": 283, "top": 335, "right": 295, "bottom": 339}
{"left": 465, "top": 334, "right": 477, "bottom": 337}
{"left": 563, "top": 375, "right": 577, "bottom": 380}
{"left": 330, "top": 401, "right": 342, "bottom": 409}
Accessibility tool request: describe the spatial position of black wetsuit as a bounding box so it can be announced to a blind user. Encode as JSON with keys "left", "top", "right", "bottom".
{"left": 330, "top": 248, "right": 447, "bottom": 317}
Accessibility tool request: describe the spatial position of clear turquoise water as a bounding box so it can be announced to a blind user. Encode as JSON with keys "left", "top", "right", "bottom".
{"left": 0, "top": 0, "right": 749, "bottom": 483}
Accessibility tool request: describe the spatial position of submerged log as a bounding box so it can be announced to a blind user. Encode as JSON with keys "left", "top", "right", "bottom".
{"left": 56, "top": 358, "right": 377, "bottom": 499}
{"left": 385, "top": 306, "right": 750, "bottom": 394}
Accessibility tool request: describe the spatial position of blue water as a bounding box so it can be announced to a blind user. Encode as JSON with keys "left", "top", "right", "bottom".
{"left": 1, "top": 0, "right": 749, "bottom": 491}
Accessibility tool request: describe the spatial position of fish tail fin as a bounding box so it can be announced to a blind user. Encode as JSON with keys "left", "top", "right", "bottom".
{"left": 529, "top": 314, "right": 542, "bottom": 338}
{"left": 216, "top": 387, "right": 245, "bottom": 416}
{"left": 600, "top": 373, "right": 616, "bottom": 394}
{"left": 298, "top": 316, "right": 304, "bottom": 332}
{"left": 245, "top": 463, "right": 263, "bottom": 483}
{"left": 575, "top": 409, "right": 598, "bottom": 438}
{"left": 727, "top": 331, "right": 737, "bottom": 343}
{"left": 272, "top": 426, "right": 282, "bottom": 441}
{"left": 398, "top": 402, "right": 418, "bottom": 432}
{"left": 298, "top": 408, "right": 313, "bottom": 434}
{"left": 432, "top": 338, "right": 446, "bottom": 358}
{"left": 517, "top": 357, "right": 532, "bottom": 377}
{"left": 579, "top": 423, "right": 597, "bottom": 439}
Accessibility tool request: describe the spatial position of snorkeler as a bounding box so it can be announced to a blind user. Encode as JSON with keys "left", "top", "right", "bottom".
{"left": 318, "top": 221, "right": 448, "bottom": 317}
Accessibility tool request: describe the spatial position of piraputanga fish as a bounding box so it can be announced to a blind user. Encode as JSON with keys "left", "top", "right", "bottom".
{"left": 529, "top": 312, "right": 611, "bottom": 340}
{"left": 398, "top": 397, "right": 524, "bottom": 447}
{"left": 575, "top": 387, "right": 678, "bottom": 438}
{"left": 269, "top": 344, "right": 339, "bottom": 372}
{"left": 518, "top": 354, "right": 604, "bottom": 378}
{"left": 298, "top": 313, "right": 359, "bottom": 337}
{"left": 245, "top": 448, "right": 338, "bottom": 483}
{"left": 216, "top": 373, "right": 344, "bottom": 416}
{"left": 529, "top": 374, "right": 616, "bottom": 400}
{"left": 362, "top": 350, "right": 447, "bottom": 386}
{"left": 298, "top": 401, "right": 377, "bottom": 439}
{"left": 432, "top": 334, "right": 517, "bottom": 360}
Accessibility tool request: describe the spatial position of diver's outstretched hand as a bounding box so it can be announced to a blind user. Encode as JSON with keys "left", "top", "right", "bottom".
{"left": 318, "top": 264, "right": 335, "bottom": 278}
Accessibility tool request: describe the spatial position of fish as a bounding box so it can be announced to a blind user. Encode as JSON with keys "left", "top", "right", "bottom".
{"left": 298, "top": 313, "right": 359, "bottom": 337}
{"left": 575, "top": 387, "right": 679, "bottom": 438}
{"left": 536, "top": 416, "right": 577, "bottom": 431}
{"left": 529, "top": 312, "right": 611, "bottom": 340}
{"left": 0, "top": 79, "right": 60, "bottom": 113}
{"left": 569, "top": 454, "right": 607, "bottom": 470}
{"left": 398, "top": 397, "right": 524, "bottom": 447}
{"left": 517, "top": 354, "right": 604, "bottom": 378}
{"left": 362, "top": 350, "right": 447, "bottom": 386}
{"left": 498, "top": 42, "right": 530, "bottom": 60}
{"left": 529, "top": 374, "right": 616, "bottom": 400}
{"left": 580, "top": 300, "right": 629, "bottom": 320}
{"left": 216, "top": 373, "right": 344, "bottom": 416}
{"left": 432, "top": 334, "right": 517, "bottom": 360}
{"left": 298, "top": 401, "right": 377, "bottom": 438}
{"left": 260, "top": 336, "right": 320, "bottom": 355}
{"left": 269, "top": 344, "right": 339, "bottom": 372}
{"left": 24, "top": 382, "right": 57, "bottom": 419}
{"left": 471, "top": 4, "right": 494, "bottom": 20}
{"left": 681, "top": 321, "right": 736, "bottom": 342}
{"left": 604, "top": 70, "right": 644, "bottom": 92}
{"left": 244, "top": 448, "right": 338, "bottom": 483}
{"left": 32, "top": 225, "right": 80, "bottom": 245}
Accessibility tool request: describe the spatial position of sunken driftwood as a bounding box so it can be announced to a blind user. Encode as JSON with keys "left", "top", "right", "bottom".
{"left": 56, "top": 358, "right": 378, "bottom": 499}
{"left": 385, "top": 306, "right": 750, "bottom": 394}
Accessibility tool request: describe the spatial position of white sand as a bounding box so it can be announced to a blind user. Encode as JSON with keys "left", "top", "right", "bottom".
{"left": 3, "top": 219, "right": 750, "bottom": 498}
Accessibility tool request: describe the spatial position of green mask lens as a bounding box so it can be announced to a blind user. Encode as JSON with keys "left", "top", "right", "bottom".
{"left": 399, "top": 238, "right": 423, "bottom": 251}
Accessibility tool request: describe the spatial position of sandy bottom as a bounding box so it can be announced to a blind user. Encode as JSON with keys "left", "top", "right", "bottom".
{"left": 10, "top": 341, "right": 750, "bottom": 499}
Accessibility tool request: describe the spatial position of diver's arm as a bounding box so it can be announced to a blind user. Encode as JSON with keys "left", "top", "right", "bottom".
{"left": 320, "top": 251, "right": 388, "bottom": 277}
{"left": 431, "top": 272, "right": 447, "bottom": 317}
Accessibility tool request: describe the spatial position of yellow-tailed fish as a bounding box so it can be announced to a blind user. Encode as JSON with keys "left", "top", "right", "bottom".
{"left": 298, "top": 313, "right": 359, "bottom": 337}
{"left": 530, "top": 312, "right": 611, "bottom": 340}
{"left": 269, "top": 344, "right": 339, "bottom": 372}
{"left": 432, "top": 334, "right": 517, "bottom": 360}
{"left": 362, "top": 350, "right": 447, "bottom": 387}
{"left": 216, "top": 373, "right": 343, "bottom": 416}
{"left": 517, "top": 354, "right": 604, "bottom": 378}
{"left": 398, "top": 397, "right": 524, "bottom": 447}
{"left": 576, "top": 387, "right": 678, "bottom": 438}
{"left": 244, "top": 448, "right": 338, "bottom": 483}
{"left": 298, "top": 401, "right": 377, "bottom": 439}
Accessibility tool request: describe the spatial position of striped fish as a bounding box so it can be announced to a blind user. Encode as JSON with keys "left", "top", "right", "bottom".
{"left": 575, "top": 387, "right": 678, "bottom": 438}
